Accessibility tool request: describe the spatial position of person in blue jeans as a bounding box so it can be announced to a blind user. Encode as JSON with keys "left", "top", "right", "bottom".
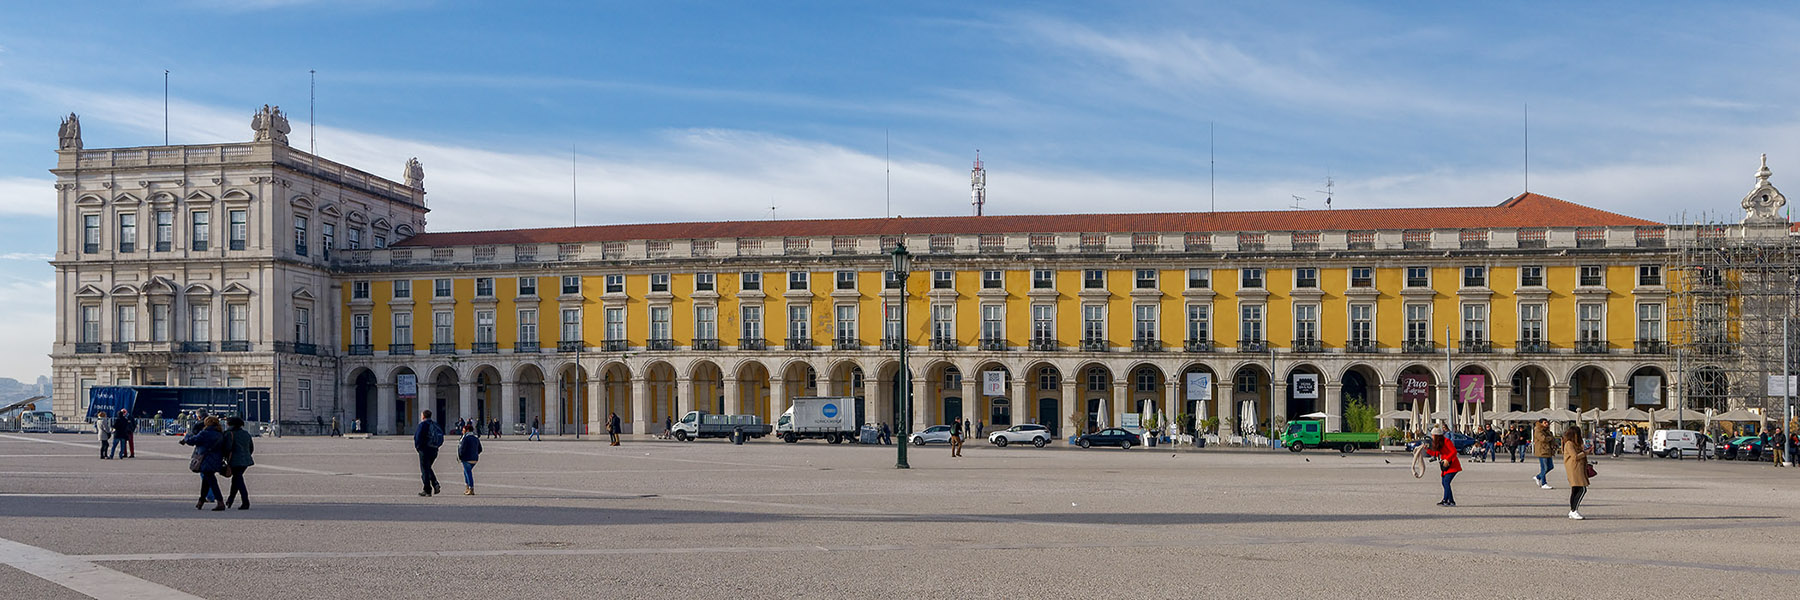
{"left": 528, "top": 417, "right": 541, "bottom": 441}
{"left": 1531, "top": 419, "right": 1555, "bottom": 489}
{"left": 457, "top": 423, "right": 483, "bottom": 495}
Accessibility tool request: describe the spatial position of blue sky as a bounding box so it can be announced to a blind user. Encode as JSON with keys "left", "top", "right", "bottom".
{"left": 0, "top": 1, "right": 1797, "bottom": 380}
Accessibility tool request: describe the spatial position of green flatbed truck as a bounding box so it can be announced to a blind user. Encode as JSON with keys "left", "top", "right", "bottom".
{"left": 1282, "top": 419, "right": 1379, "bottom": 453}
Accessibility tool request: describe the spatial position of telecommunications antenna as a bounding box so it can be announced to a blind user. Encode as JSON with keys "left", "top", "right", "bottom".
{"left": 1289, "top": 195, "right": 1306, "bottom": 210}
{"left": 1316, "top": 175, "right": 1335, "bottom": 210}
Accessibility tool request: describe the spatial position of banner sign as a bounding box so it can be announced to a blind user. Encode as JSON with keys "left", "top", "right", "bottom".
{"left": 982, "top": 371, "right": 1006, "bottom": 396}
{"left": 397, "top": 374, "right": 417, "bottom": 400}
{"left": 1185, "top": 372, "right": 1212, "bottom": 401}
{"left": 1291, "top": 374, "right": 1319, "bottom": 399}
{"left": 1633, "top": 376, "right": 1662, "bottom": 405}
{"left": 1457, "top": 374, "right": 1485, "bottom": 404}
{"left": 1121, "top": 413, "right": 1141, "bottom": 430}
{"left": 1399, "top": 374, "right": 1432, "bottom": 404}
{"left": 1766, "top": 375, "right": 1797, "bottom": 397}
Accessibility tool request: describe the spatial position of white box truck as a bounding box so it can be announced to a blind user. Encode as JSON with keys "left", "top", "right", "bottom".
{"left": 776, "top": 396, "right": 861, "bottom": 443}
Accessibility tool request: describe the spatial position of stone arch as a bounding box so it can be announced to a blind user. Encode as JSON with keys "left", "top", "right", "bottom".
{"left": 1072, "top": 361, "right": 1115, "bottom": 433}
{"left": 1507, "top": 364, "right": 1556, "bottom": 412}
{"left": 1173, "top": 361, "right": 1221, "bottom": 436}
{"left": 733, "top": 360, "right": 774, "bottom": 424}
{"left": 1229, "top": 363, "right": 1272, "bottom": 439}
{"left": 1124, "top": 361, "right": 1166, "bottom": 421}
{"left": 554, "top": 362, "right": 589, "bottom": 435}
{"left": 1340, "top": 363, "right": 1381, "bottom": 432}
{"left": 1393, "top": 363, "right": 1438, "bottom": 432}
{"left": 1019, "top": 360, "right": 1064, "bottom": 435}
{"left": 920, "top": 359, "right": 961, "bottom": 426}
{"left": 776, "top": 360, "right": 818, "bottom": 413}
{"left": 598, "top": 362, "right": 635, "bottom": 432}
{"left": 970, "top": 360, "right": 1013, "bottom": 429}
{"left": 347, "top": 367, "right": 377, "bottom": 434}
{"left": 643, "top": 361, "right": 679, "bottom": 429}
{"left": 1568, "top": 364, "right": 1614, "bottom": 413}
{"left": 469, "top": 364, "right": 504, "bottom": 432}
{"left": 426, "top": 365, "right": 464, "bottom": 426}
{"left": 1451, "top": 363, "right": 1498, "bottom": 430}
{"left": 1284, "top": 362, "right": 1327, "bottom": 423}
{"left": 388, "top": 366, "right": 422, "bottom": 435}
{"left": 689, "top": 360, "right": 725, "bottom": 415}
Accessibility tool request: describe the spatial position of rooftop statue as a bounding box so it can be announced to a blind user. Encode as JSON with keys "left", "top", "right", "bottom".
{"left": 57, "top": 113, "right": 81, "bottom": 151}
{"left": 251, "top": 104, "right": 291, "bottom": 145}
{"left": 404, "top": 157, "right": 425, "bottom": 189}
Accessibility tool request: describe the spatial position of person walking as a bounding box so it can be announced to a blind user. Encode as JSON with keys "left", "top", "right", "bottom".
{"left": 1564, "top": 424, "right": 1592, "bottom": 520}
{"left": 1532, "top": 419, "right": 1555, "bottom": 489}
{"left": 109, "top": 409, "right": 133, "bottom": 460}
{"left": 330, "top": 416, "right": 342, "bottom": 437}
{"left": 180, "top": 416, "right": 228, "bottom": 511}
{"left": 662, "top": 415, "right": 673, "bottom": 440}
{"left": 607, "top": 412, "right": 621, "bottom": 446}
{"left": 457, "top": 423, "right": 483, "bottom": 495}
{"left": 222, "top": 416, "right": 255, "bottom": 510}
{"left": 1426, "top": 426, "right": 1461, "bottom": 507}
{"left": 414, "top": 410, "right": 444, "bottom": 497}
{"left": 96, "top": 414, "right": 113, "bottom": 459}
{"left": 949, "top": 420, "right": 964, "bottom": 457}
{"left": 879, "top": 422, "right": 892, "bottom": 445}
{"left": 1635, "top": 426, "right": 1648, "bottom": 456}
{"left": 1504, "top": 427, "right": 1523, "bottom": 462}
{"left": 529, "top": 417, "right": 541, "bottom": 441}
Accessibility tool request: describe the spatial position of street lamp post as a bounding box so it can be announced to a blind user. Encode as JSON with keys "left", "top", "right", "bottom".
{"left": 892, "top": 242, "right": 913, "bottom": 469}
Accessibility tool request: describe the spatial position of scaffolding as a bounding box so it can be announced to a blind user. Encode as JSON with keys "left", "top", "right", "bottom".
{"left": 1670, "top": 218, "right": 1799, "bottom": 431}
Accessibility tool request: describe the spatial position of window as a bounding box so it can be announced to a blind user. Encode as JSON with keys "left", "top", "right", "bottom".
{"left": 351, "top": 314, "right": 370, "bottom": 346}
{"left": 393, "top": 280, "right": 412, "bottom": 299}
{"left": 351, "top": 281, "right": 370, "bottom": 300}
{"left": 945, "top": 367, "right": 962, "bottom": 388}
{"left": 1033, "top": 269, "right": 1055, "bottom": 290}
{"left": 434, "top": 278, "right": 452, "bottom": 298}
{"left": 227, "top": 304, "right": 248, "bottom": 342}
{"left": 293, "top": 306, "right": 311, "bottom": 344}
{"left": 293, "top": 216, "right": 308, "bottom": 256}
{"left": 1235, "top": 371, "right": 1258, "bottom": 393}
{"left": 1294, "top": 267, "right": 1318, "bottom": 289}
{"left": 155, "top": 210, "right": 173, "bottom": 251}
{"left": 649, "top": 306, "right": 671, "bottom": 340}
{"left": 1404, "top": 304, "right": 1430, "bottom": 341}
{"left": 981, "top": 305, "right": 1002, "bottom": 340}
{"left": 1578, "top": 303, "right": 1604, "bottom": 341}
{"left": 80, "top": 306, "right": 100, "bottom": 343}
{"left": 789, "top": 305, "right": 812, "bottom": 341}
{"left": 1294, "top": 304, "right": 1318, "bottom": 341}
{"left": 1134, "top": 304, "right": 1157, "bottom": 340}
{"left": 115, "top": 306, "right": 136, "bottom": 342}
{"left": 1082, "top": 305, "right": 1105, "bottom": 341}
{"left": 559, "top": 308, "right": 580, "bottom": 342}
{"left": 518, "top": 309, "right": 538, "bottom": 344}
{"left": 650, "top": 273, "right": 670, "bottom": 293}
{"left": 348, "top": 227, "right": 362, "bottom": 249}
{"left": 1639, "top": 265, "right": 1663, "bottom": 286}
{"left": 1032, "top": 305, "right": 1054, "bottom": 341}
{"left": 150, "top": 303, "right": 171, "bottom": 342}
{"left": 518, "top": 277, "right": 536, "bottom": 297}
{"left": 932, "top": 270, "right": 953, "bottom": 290}
{"left": 320, "top": 223, "right": 334, "bottom": 259}
{"left": 1350, "top": 267, "right": 1374, "bottom": 288}
{"left": 695, "top": 272, "right": 715, "bottom": 292}
{"left": 433, "top": 311, "right": 453, "bottom": 344}
{"left": 1186, "top": 304, "right": 1210, "bottom": 342}
{"left": 475, "top": 277, "right": 494, "bottom": 298}
{"left": 562, "top": 275, "right": 581, "bottom": 295}
{"left": 1083, "top": 269, "right": 1105, "bottom": 290}
{"left": 1638, "top": 303, "right": 1663, "bottom": 341}
{"left": 605, "top": 307, "right": 626, "bottom": 341}
{"left": 695, "top": 306, "right": 717, "bottom": 340}
{"left": 1038, "top": 367, "right": 1060, "bottom": 390}
{"left": 1462, "top": 304, "right": 1487, "bottom": 342}
{"left": 930, "top": 305, "right": 953, "bottom": 340}
{"left": 837, "top": 270, "right": 857, "bottom": 291}
{"left": 837, "top": 305, "right": 858, "bottom": 341}
{"left": 789, "top": 271, "right": 811, "bottom": 290}
{"left": 604, "top": 274, "right": 625, "bottom": 294}
{"left": 982, "top": 270, "right": 1003, "bottom": 290}
{"left": 1579, "top": 265, "right": 1604, "bottom": 287}
{"left": 117, "top": 213, "right": 136, "bottom": 252}
{"left": 1135, "top": 269, "right": 1158, "bottom": 289}
{"left": 741, "top": 272, "right": 762, "bottom": 291}
{"left": 82, "top": 214, "right": 100, "bottom": 254}
{"left": 190, "top": 304, "right": 210, "bottom": 342}
{"left": 291, "top": 378, "right": 311, "bottom": 411}
{"left": 391, "top": 311, "right": 412, "bottom": 345}
{"left": 885, "top": 303, "right": 903, "bottom": 340}
{"left": 1519, "top": 303, "right": 1545, "bottom": 341}
{"left": 374, "top": 235, "right": 386, "bottom": 249}
{"left": 1087, "top": 368, "right": 1108, "bottom": 392}
{"left": 741, "top": 305, "right": 763, "bottom": 341}
{"left": 1240, "top": 268, "right": 1264, "bottom": 289}
{"left": 1240, "top": 304, "right": 1263, "bottom": 342}
{"left": 190, "top": 211, "right": 209, "bottom": 251}
{"left": 1462, "top": 266, "right": 1486, "bottom": 288}
{"left": 1187, "top": 268, "right": 1210, "bottom": 289}
{"left": 1405, "top": 266, "right": 1429, "bottom": 288}
{"left": 1349, "top": 303, "right": 1373, "bottom": 342}
{"left": 1520, "top": 265, "right": 1545, "bottom": 287}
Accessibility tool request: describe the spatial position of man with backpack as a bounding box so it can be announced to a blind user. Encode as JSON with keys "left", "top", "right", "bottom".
{"left": 414, "top": 410, "right": 444, "bottom": 497}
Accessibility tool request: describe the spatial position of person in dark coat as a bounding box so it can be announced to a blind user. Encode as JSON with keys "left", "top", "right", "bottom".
{"left": 110, "top": 410, "right": 134, "bottom": 459}
{"left": 414, "top": 410, "right": 444, "bottom": 497}
{"left": 180, "top": 416, "right": 228, "bottom": 511}
{"left": 222, "top": 416, "right": 255, "bottom": 510}
{"left": 457, "top": 423, "right": 483, "bottom": 495}
{"left": 607, "top": 412, "right": 621, "bottom": 446}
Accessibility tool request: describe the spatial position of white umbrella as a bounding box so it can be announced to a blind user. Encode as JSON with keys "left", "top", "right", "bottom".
{"left": 1538, "top": 408, "right": 1581, "bottom": 422}
{"left": 1712, "top": 408, "right": 1761, "bottom": 421}
{"left": 1376, "top": 410, "right": 1413, "bottom": 420}
{"left": 1299, "top": 412, "right": 1329, "bottom": 419}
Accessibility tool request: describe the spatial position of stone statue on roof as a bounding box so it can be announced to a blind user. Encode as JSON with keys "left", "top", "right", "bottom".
{"left": 1741, "top": 154, "right": 1787, "bottom": 225}
{"left": 251, "top": 104, "right": 291, "bottom": 145}
{"left": 58, "top": 113, "right": 82, "bottom": 151}
{"left": 404, "top": 157, "right": 425, "bottom": 189}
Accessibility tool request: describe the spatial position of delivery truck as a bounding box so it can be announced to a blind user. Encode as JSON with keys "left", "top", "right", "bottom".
{"left": 776, "top": 396, "right": 861, "bottom": 443}
{"left": 670, "top": 411, "right": 773, "bottom": 441}
{"left": 1281, "top": 419, "right": 1380, "bottom": 453}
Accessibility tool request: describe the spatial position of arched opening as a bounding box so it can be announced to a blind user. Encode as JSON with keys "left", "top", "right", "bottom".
{"left": 1028, "top": 363, "right": 1062, "bottom": 437}
{"left": 736, "top": 362, "right": 772, "bottom": 424}
{"left": 1509, "top": 365, "right": 1554, "bottom": 412}
{"left": 472, "top": 365, "right": 502, "bottom": 433}
{"left": 1284, "top": 364, "right": 1324, "bottom": 423}
{"left": 391, "top": 366, "right": 420, "bottom": 434}
{"left": 1177, "top": 364, "right": 1219, "bottom": 436}
{"left": 427, "top": 366, "right": 459, "bottom": 427}
{"left": 972, "top": 362, "right": 1010, "bottom": 429}
{"left": 778, "top": 361, "right": 816, "bottom": 415}
{"left": 875, "top": 361, "right": 910, "bottom": 431}
{"left": 350, "top": 368, "right": 375, "bottom": 433}
{"left": 556, "top": 364, "right": 588, "bottom": 435}
{"left": 1453, "top": 364, "right": 1495, "bottom": 431}
{"left": 1627, "top": 365, "right": 1668, "bottom": 412}
{"left": 1079, "top": 363, "right": 1114, "bottom": 433}
{"left": 644, "top": 362, "right": 678, "bottom": 429}
{"left": 1129, "top": 364, "right": 1164, "bottom": 425}
{"left": 1395, "top": 364, "right": 1437, "bottom": 433}
{"left": 827, "top": 361, "right": 867, "bottom": 425}
{"left": 515, "top": 364, "right": 546, "bottom": 433}
{"left": 924, "top": 362, "right": 961, "bottom": 425}
{"left": 1569, "top": 366, "right": 1612, "bottom": 413}
{"left": 689, "top": 361, "right": 725, "bottom": 415}
{"left": 1340, "top": 365, "right": 1378, "bottom": 433}
{"left": 1231, "top": 364, "right": 1271, "bottom": 439}
{"left": 600, "top": 363, "right": 634, "bottom": 433}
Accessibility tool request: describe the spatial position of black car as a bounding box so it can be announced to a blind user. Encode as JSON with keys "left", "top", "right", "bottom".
{"left": 1720, "top": 436, "right": 1765, "bottom": 461}
{"left": 1073, "top": 428, "right": 1141, "bottom": 449}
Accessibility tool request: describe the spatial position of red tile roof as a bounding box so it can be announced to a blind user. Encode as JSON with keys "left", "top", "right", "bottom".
{"left": 396, "top": 192, "right": 1660, "bottom": 248}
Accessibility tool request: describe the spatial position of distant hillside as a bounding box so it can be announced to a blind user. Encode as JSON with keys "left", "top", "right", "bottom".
{"left": 0, "top": 376, "right": 52, "bottom": 410}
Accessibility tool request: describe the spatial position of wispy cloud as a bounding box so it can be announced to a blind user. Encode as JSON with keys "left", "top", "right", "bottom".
{"left": 0, "top": 253, "right": 51, "bottom": 261}
{"left": 0, "top": 177, "right": 54, "bottom": 216}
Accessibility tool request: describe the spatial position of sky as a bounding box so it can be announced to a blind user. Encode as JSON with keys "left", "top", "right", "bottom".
{"left": 0, "top": 1, "right": 1797, "bottom": 381}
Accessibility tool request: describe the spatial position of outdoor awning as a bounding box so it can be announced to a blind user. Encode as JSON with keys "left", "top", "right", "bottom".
{"left": 1712, "top": 408, "right": 1762, "bottom": 421}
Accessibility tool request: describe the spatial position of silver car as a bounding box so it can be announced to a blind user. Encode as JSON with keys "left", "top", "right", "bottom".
{"left": 988, "top": 424, "right": 1052, "bottom": 448}
{"left": 909, "top": 424, "right": 956, "bottom": 445}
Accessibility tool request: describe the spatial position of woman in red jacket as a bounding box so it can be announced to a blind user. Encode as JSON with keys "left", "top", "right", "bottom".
{"left": 1427, "top": 426, "right": 1462, "bottom": 507}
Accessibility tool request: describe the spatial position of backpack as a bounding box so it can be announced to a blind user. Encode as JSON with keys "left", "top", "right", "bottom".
{"left": 427, "top": 421, "right": 445, "bottom": 448}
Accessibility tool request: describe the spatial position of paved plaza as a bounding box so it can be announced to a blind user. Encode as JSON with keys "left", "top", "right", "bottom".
{"left": 1, "top": 432, "right": 1796, "bottom": 599}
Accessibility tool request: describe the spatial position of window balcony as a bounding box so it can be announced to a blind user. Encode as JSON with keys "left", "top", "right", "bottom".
{"left": 1132, "top": 338, "right": 1162, "bottom": 352}
{"left": 980, "top": 338, "right": 1008, "bottom": 351}
{"left": 741, "top": 338, "right": 768, "bottom": 351}
{"left": 1238, "top": 339, "right": 1267, "bottom": 353}
{"left": 222, "top": 340, "right": 252, "bottom": 353}
{"left": 787, "top": 339, "right": 816, "bottom": 351}
{"left": 348, "top": 344, "right": 374, "bottom": 356}
{"left": 293, "top": 343, "right": 317, "bottom": 355}
{"left": 75, "top": 342, "right": 104, "bottom": 354}
{"left": 430, "top": 343, "right": 457, "bottom": 355}
{"left": 1081, "top": 338, "right": 1109, "bottom": 352}
{"left": 693, "top": 338, "right": 720, "bottom": 351}
{"left": 647, "top": 338, "right": 675, "bottom": 351}
{"left": 513, "top": 342, "right": 541, "bottom": 353}
{"left": 1576, "top": 340, "right": 1610, "bottom": 354}
{"left": 601, "top": 339, "right": 629, "bottom": 352}
{"left": 472, "top": 342, "right": 498, "bottom": 354}
{"left": 1030, "top": 337, "right": 1059, "bottom": 351}
{"left": 1184, "top": 339, "right": 1213, "bottom": 353}
{"left": 1291, "top": 338, "right": 1322, "bottom": 353}
{"left": 930, "top": 337, "right": 958, "bottom": 351}
{"left": 1345, "top": 339, "right": 1378, "bottom": 353}
{"left": 1516, "top": 339, "right": 1549, "bottom": 354}
{"left": 835, "top": 338, "right": 862, "bottom": 351}
{"left": 882, "top": 338, "right": 906, "bottom": 351}
{"left": 1459, "top": 340, "right": 1492, "bottom": 354}
{"left": 1402, "top": 339, "right": 1435, "bottom": 354}
{"left": 1634, "top": 340, "right": 1667, "bottom": 355}
{"left": 109, "top": 342, "right": 131, "bottom": 354}
{"left": 557, "top": 340, "right": 585, "bottom": 353}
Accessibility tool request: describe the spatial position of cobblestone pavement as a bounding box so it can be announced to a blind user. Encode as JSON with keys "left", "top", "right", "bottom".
{"left": 1, "top": 433, "right": 1795, "bottom": 599}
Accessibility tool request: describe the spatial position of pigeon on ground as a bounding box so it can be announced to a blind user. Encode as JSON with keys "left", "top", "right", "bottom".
{"left": 1304, "top": 458, "right": 1310, "bottom": 462}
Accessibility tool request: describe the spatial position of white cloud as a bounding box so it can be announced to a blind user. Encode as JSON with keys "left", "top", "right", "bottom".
{"left": 0, "top": 277, "right": 52, "bottom": 382}
{"left": 0, "top": 177, "right": 55, "bottom": 216}
{"left": 0, "top": 253, "right": 52, "bottom": 261}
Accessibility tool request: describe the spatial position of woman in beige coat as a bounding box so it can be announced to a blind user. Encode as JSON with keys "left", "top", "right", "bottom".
{"left": 1563, "top": 425, "right": 1591, "bottom": 520}
{"left": 1531, "top": 419, "right": 1555, "bottom": 489}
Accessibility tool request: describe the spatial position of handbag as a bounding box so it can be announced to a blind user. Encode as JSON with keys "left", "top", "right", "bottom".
{"left": 187, "top": 447, "right": 204, "bottom": 473}
{"left": 1583, "top": 462, "right": 1598, "bottom": 478}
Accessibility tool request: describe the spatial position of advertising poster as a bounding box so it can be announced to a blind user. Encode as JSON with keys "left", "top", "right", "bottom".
{"left": 982, "top": 370, "right": 1006, "bottom": 396}
{"left": 1633, "top": 376, "right": 1662, "bottom": 404}
{"left": 397, "top": 374, "right": 417, "bottom": 400}
{"left": 1398, "top": 374, "right": 1431, "bottom": 405}
{"left": 1291, "top": 373, "right": 1319, "bottom": 399}
{"left": 1185, "top": 372, "right": 1212, "bottom": 401}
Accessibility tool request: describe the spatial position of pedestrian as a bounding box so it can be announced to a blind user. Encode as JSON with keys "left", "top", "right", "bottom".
{"left": 1635, "top": 426, "right": 1647, "bottom": 456}
{"left": 222, "top": 416, "right": 254, "bottom": 510}
{"left": 414, "top": 410, "right": 444, "bottom": 497}
{"left": 663, "top": 415, "right": 673, "bottom": 439}
{"left": 180, "top": 416, "right": 228, "bottom": 511}
{"left": 457, "top": 423, "right": 483, "bottom": 495}
{"left": 96, "top": 414, "right": 113, "bottom": 459}
{"left": 950, "top": 420, "right": 964, "bottom": 457}
{"left": 1504, "top": 426, "right": 1523, "bottom": 462}
{"left": 1770, "top": 427, "right": 1785, "bottom": 467}
{"left": 1564, "top": 424, "right": 1592, "bottom": 520}
{"left": 529, "top": 417, "right": 541, "bottom": 441}
{"left": 977, "top": 420, "right": 985, "bottom": 437}
{"left": 879, "top": 422, "right": 892, "bottom": 445}
{"left": 607, "top": 412, "right": 621, "bottom": 446}
{"left": 1426, "top": 426, "right": 1461, "bottom": 507}
{"left": 353, "top": 418, "right": 363, "bottom": 434}
{"left": 1609, "top": 426, "right": 1622, "bottom": 457}
{"left": 330, "top": 416, "right": 342, "bottom": 437}
{"left": 1532, "top": 418, "right": 1555, "bottom": 489}
{"left": 109, "top": 409, "right": 133, "bottom": 459}
{"left": 123, "top": 410, "right": 138, "bottom": 457}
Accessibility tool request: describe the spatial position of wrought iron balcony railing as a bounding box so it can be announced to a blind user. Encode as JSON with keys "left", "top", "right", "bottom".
{"left": 1133, "top": 338, "right": 1162, "bottom": 352}
{"left": 1516, "top": 339, "right": 1550, "bottom": 354}
{"left": 1345, "top": 339, "right": 1378, "bottom": 353}
{"left": 348, "top": 344, "right": 373, "bottom": 356}
{"left": 1459, "top": 340, "right": 1492, "bottom": 354}
{"left": 1184, "top": 339, "right": 1213, "bottom": 353}
{"left": 1082, "top": 338, "right": 1109, "bottom": 352}
{"left": 472, "top": 342, "right": 498, "bottom": 354}
{"left": 1576, "top": 340, "right": 1610, "bottom": 354}
{"left": 1291, "top": 338, "right": 1322, "bottom": 353}
{"left": 693, "top": 338, "right": 720, "bottom": 351}
{"left": 1238, "top": 339, "right": 1267, "bottom": 353}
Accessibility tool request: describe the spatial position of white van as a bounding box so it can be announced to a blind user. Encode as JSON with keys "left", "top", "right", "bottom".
{"left": 1652, "top": 429, "right": 1706, "bottom": 458}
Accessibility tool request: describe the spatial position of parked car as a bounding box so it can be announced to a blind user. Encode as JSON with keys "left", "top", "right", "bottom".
{"left": 1073, "top": 427, "right": 1140, "bottom": 449}
{"left": 1405, "top": 431, "right": 1482, "bottom": 454}
{"left": 908, "top": 425, "right": 956, "bottom": 446}
{"left": 1720, "top": 436, "right": 1763, "bottom": 460}
{"left": 989, "top": 424, "right": 1052, "bottom": 448}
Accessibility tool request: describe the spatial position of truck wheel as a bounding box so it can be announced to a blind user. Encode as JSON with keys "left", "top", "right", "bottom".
{"left": 1288, "top": 443, "right": 1303, "bottom": 453}
{"left": 826, "top": 434, "right": 840, "bottom": 444}
{"left": 1079, "top": 439, "right": 1091, "bottom": 449}
{"left": 1340, "top": 444, "right": 1355, "bottom": 454}
{"left": 1120, "top": 440, "right": 1132, "bottom": 450}
{"left": 783, "top": 432, "right": 798, "bottom": 443}
{"left": 994, "top": 438, "right": 1008, "bottom": 447}
{"left": 674, "top": 431, "right": 688, "bottom": 442}
{"left": 1033, "top": 437, "right": 1047, "bottom": 448}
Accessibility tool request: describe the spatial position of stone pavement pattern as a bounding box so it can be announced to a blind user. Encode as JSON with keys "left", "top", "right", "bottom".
{"left": 1, "top": 433, "right": 1795, "bottom": 599}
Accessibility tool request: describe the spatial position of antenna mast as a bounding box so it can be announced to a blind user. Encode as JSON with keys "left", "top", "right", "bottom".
{"left": 163, "top": 70, "right": 169, "bottom": 145}
{"left": 571, "top": 144, "right": 578, "bottom": 226}
{"left": 970, "top": 150, "right": 987, "bottom": 216}
{"left": 1316, "top": 174, "right": 1334, "bottom": 210}
{"left": 309, "top": 70, "right": 317, "bottom": 172}
{"left": 885, "top": 129, "right": 891, "bottom": 218}
{"left": 1523, "top": 103, "right": 1529, "bottom": 193}
{"left": 1209, "top": 122, "right": 1215, "bottom": 213}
